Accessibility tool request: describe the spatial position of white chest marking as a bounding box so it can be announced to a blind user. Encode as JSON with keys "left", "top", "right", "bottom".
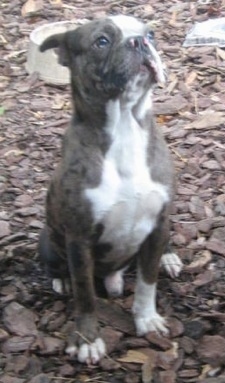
{"left": 85, "top": 97, "right": 169, "bottom": 257}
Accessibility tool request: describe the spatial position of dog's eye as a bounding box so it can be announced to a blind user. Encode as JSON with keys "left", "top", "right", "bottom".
{"left": 146, "top": 31, "right": 155, "bottom": 43}
{"left": 95, "top": 36, "right": 110, "bottom": 49}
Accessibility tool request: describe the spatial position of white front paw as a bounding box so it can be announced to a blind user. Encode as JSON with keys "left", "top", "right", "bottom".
{"left": 66, "top": 337, "right": 106, "bottom": 364}
{"left": 134, "top": 312, "right": 168, "bottom": 336}
{"left": 161, "top": 252, "right": 183, "bottom": 278}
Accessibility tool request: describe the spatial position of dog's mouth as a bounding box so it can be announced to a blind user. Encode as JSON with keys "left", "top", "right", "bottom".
{"left": 140, "top": 54, "right": 164, "bottom": 83}
{"left": 140, "top": 57, "right": 158, "bottom": 79}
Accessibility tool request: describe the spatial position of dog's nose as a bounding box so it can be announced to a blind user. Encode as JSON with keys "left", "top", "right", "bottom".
{"left": 128, "top": 36, "right": 149, "bottom": 52}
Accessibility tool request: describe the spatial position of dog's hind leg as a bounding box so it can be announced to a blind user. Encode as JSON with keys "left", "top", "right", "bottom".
{"left": 104, "top": 267, "right": 126, "bottom": 297}
{"left": 39, "top": 226, "right": 69, "bottom": 293}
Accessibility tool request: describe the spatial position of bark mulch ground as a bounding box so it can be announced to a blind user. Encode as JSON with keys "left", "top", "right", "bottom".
{"left": 1, "top": 0, "right": 225, "bottom": 382}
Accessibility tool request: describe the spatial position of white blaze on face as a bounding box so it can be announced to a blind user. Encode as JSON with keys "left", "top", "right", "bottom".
{"left": 109, "top": 15, "right": 165, "bottom": 84}
{"left": 109, "top": 15, "right": 145, "bottom": 39}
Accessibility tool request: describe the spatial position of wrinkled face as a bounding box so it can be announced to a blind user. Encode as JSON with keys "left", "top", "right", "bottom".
{"left": 40, "top": 16, "right": 165, "bottom": 99}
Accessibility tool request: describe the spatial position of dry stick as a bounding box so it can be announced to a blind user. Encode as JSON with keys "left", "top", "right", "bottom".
{"left": 58, "top": 380, "right": 73, "bottom": 382}
{"left": 191, "top": 64, "right": 225, "bottom": 76}
{"left": 53, "top": 377, "right": 107, "bottom": 382}
{"left": 170, "top": 148, "right": 188, "bottom": 163}
{"left": 193, "top": 93, "right": 199, "bottom": 115}
{"left": 0, "top": 232, "right": 27, "bottom": 247}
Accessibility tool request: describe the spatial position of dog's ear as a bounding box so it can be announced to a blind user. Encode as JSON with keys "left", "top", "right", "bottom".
{"left": 40, "top": 33, "right": 69, "bottom": 67}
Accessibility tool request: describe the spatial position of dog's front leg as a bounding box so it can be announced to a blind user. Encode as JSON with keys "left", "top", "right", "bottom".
{"left": 65, "top": 234, "right": 106, "bottom": 364}
{"left": 132, "top": 214, "right": 170, "bottom": 336}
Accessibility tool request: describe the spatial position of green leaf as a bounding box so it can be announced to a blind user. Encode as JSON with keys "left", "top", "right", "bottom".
{"left": 0, "top": 106, "right": 5, "bottom": 116}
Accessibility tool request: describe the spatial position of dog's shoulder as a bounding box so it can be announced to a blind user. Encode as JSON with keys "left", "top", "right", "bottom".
{"left": 60, "top": 119, "right": 108, "bottom": 188}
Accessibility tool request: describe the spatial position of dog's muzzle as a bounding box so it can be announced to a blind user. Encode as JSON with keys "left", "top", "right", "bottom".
{"left": 127, "top": 35, "right": 165, "bottom": 83}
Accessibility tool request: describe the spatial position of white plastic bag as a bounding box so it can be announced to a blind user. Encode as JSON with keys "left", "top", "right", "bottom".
{"left": 183, "top": 18, "right": 225, "bottom": 47}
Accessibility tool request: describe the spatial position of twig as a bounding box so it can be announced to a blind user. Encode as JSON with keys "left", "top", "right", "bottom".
{"left": 170, "top": 148, "right": 188, "bottom": 163}
{"left": 191, "top": 64, "right": 225, "bottom": 76}
{"left": 0, "top": 232, "right": 27, "bottom": 247}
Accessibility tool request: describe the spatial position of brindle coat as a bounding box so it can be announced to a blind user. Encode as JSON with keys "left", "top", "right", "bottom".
{"left": 39, "top": 16, "right": 178, "bottom": 363}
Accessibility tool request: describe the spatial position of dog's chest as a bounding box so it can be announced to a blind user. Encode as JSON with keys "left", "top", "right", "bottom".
{"left": 85, "top": 105, "right": 169, "bottom": 257}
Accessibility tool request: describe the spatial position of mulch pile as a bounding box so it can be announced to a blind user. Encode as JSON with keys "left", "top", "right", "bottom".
{"left": 1, "top": 0, "right": 225, "bottom": 382}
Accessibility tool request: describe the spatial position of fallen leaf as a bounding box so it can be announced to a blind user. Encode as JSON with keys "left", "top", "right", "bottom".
{"left": 198, "top": 364, "right": 215, "bottom": 380}
{"left": 4, "top": 149, "right": 24, "bottom": 157}
{"left": 3, "top": 302, "right": 38, "bottom": 336}
{"left": 59, "top": 363, "right": 76, "bottom": 377}
{"left": 185, "top": 111, "right": 224, "bottom": 129}
{"left": 193, "top": 270, "right": 214, "bottom": 287}
{"left": 99, "top": 358, "right": 121, "bottom": 371}
{"left": 157, "top": 342, "right": 179, "bottom": 370}
{"left": 166, "top": 342, "right": 179, "bottom": 359}
{"left": 178, "top": 369, "right": 199, "bottom": 378}
{"left": 28, "top": 374, "right": 51, "bottom": 383}
{"left": 146, "top": 332, "right": 172, "bottom": 350}
{"left": 0, "top": 328, "right": 9, "bottom": 341}
{"left": 117, "top": 350, "right": 149, "bottom": 364}
{"left": 169, "top": 10, "right": 177, "bottom": 26}
{"left": 2, "top": 336, "right": 35, "bottom": 353}
{"left": 185, "top": 71, "right": 197, "bottom": 86}
{"left": 0, "top": 221, "right": 10, "bottom": 238}
{"left": 142, "top": 5, "right": 154, "bottom": 17}
{"left": 142, "top": 358, "right": 156, "bottom": 383}
{"left": 39, "top": 336, "right": 65, "bottom": 355}
{"left": 166, "top": 77, "right": 178, "bottom": 94}
{"left": 0, "top": 35, "right": 7, "bottom": 43}
{"left": 216, "top": 47, "right": 225, "bottom": 61}
{"left": 185, "top": 250, "right": 212, "bottom": 273}
{"left": 200, "top": 311, "right": 225, "bottom": 322}
{"left": 49, "top": 0, "right": 63, "bottom": 5}
{"left": 15, "top": 194, "right": 33, "bottom": 207}
{"left": 159, "top": 370, "right": 176, "bottom": 383}
{"left": 0, "top": 105, "right": 5, "bottom": 116}
{"left": 21, "top": 0, "right": 44, "bottom": 17}
{"left": 101, "top": 326, "right": 123, "bottom": 354}
{"left": 154, "top": 95, "right": 187, "bottom": 115}
{"left": 206, "top": 239, "right": 225, "bottom": 257}
{"left": 52, "top": 95, "right": 65, "bottom": 110}
{"left": 76, "top": 374, "right": 90, "bottom": 382}
{"left": 157, "top": 115, "right": 172, "bottom": 124}
{"left": 97, "top": 299, "right": 135, "bottom": 335}
{"left": 202, "top": 160, "right": 221, "bottom": 170}
{"left": 197, "top": 335, "right": 225, "bottom": 367}
{"left": 168, "top": 317, "right": 184, "bottom": 338}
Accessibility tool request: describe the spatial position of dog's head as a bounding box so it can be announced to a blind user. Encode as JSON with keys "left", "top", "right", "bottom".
{"left": 40, "top": 16, "right": 165, "bottom": 100}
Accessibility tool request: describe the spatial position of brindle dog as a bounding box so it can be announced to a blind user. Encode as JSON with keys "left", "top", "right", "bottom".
{"left": 39, "top": 15, "right": 183, "bottom": 364}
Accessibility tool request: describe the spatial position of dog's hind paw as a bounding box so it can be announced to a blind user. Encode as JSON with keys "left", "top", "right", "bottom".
{"left": 104, "top": 269, "right": 124, "bottom": 297}
{"left": 66, "top": 337, "right": 106, "bottom": 364}
{"left": 52, "top": 278, "right": 70, "bottom": 294}
{"left": 160, "top": 252, "right": 183, "bottom": 278}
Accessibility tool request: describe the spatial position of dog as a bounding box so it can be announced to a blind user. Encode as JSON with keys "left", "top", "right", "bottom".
{"left": 39, "top": 15, "right": 183, "bottom": 365}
